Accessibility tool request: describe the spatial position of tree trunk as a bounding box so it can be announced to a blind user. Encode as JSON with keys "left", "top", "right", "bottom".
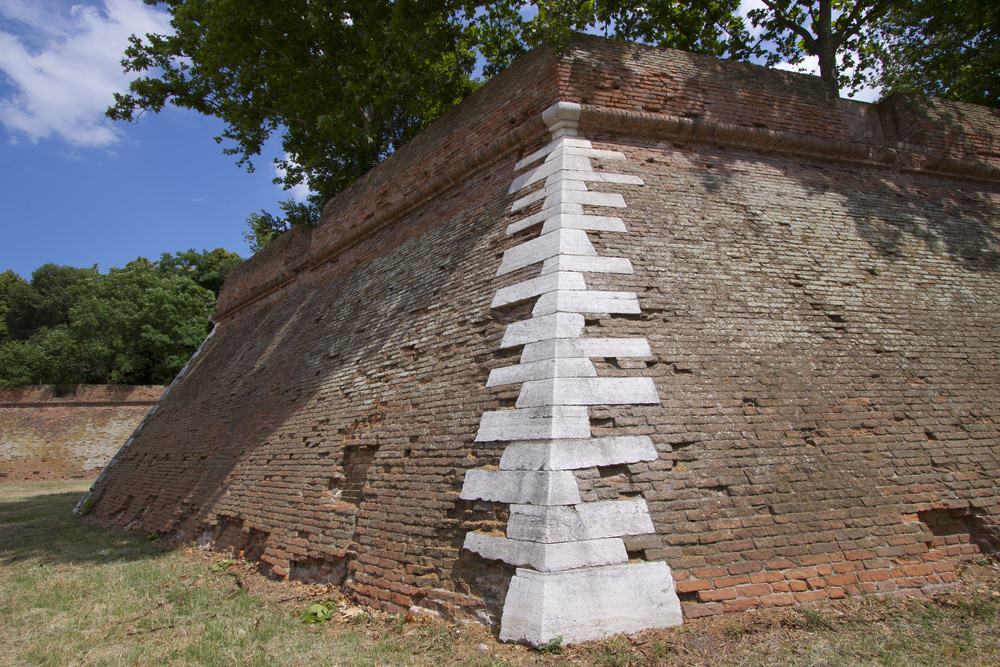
{"left": 815, "top": 0, "right": 840, "bottom": 101}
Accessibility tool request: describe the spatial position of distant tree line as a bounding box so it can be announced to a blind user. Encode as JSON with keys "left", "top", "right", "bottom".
{"left": 0, "top": 249, "right": 241, "bottom": 388}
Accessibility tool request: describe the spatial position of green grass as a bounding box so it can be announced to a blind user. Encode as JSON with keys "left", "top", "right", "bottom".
{"left": 1, "top": 481, "right": 999, "bottom": 666}
{"left": 0, "top": 482, "right": 510, "bottom": 666}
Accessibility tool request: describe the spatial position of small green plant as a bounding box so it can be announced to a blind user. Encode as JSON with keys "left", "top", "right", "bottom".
{"left": 722, "top": 620, "right": 748, "bottom": 639}
{"left": 210, "top": 559, "right": 235, "bottom": 573}
{"left": 796, "top": 607, "right": 834, "bottom": 630}
{"left": 536, "top": 635, "right": 563, "bottom": 654}
{"left": 590, "top": 636, "right": 634, "bottom": 666}
{"left": 391, "top": 613, "right": 406, "bottom": 633}
{"left": 301, "top": 599, "right": 338, "bottom": 624}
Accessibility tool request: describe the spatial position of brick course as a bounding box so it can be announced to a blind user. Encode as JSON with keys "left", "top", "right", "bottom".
{"left": 83, "top": 35, "right": 1000, "bottom": 627}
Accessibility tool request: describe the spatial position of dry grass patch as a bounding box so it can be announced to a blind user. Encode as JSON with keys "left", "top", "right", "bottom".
{"left": 1, "top": 481, "right": 998, "bottom": 666}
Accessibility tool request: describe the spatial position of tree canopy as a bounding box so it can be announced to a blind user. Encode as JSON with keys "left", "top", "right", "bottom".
{"left": 111, "top": 1, "right": 995, "bottom": 251}
{"left": 155, "top": 247, "right": 243, "bottom": 296}
{"left": 3, "top": 264, "right": 98, "bottom": 341}
{"left": 876, "top": 0, "right": 998, "bottom": 107}
{"left": 0, "top": 249, "right": 236, "bottom": 388}
{"left": 0, "top": 270, "right": 25, "bottom": 342}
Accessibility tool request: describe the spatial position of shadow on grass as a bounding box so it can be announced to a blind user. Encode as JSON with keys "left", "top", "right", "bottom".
{"left": 0, "top": 489, "right": 163, "bottom": 567}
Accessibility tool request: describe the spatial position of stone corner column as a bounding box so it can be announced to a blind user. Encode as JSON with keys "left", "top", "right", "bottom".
{"left": 460, "top": 100, "right": 683, "bottom": 646}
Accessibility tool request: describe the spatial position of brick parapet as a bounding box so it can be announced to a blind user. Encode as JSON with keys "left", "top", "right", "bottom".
{"left": 215, "top": 36, "right": 999, "bottom": 323}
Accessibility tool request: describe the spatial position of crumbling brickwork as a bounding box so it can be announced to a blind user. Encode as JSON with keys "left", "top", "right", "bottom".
{"left": 83, "top": 35, "right": 1000, "bottom": 628}
{"left": 1, "top": 385, "right": 162, "bottom": 481}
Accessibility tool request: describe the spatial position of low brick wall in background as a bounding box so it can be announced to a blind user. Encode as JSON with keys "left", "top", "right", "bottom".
{"left": 0, "top": 385, "right": 163, "bottom": 481}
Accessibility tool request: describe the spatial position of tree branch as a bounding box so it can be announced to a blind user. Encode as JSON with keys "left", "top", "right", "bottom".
{"left": 835, "top": 0, "right": 892, "bottom": 46}
{"left": 760, "top": 0, "right": 817, "bottom": 50}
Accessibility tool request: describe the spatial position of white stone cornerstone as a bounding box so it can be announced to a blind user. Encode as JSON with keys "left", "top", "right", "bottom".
{"left": 459, "top": 101, "right": 683, "bottom": 646}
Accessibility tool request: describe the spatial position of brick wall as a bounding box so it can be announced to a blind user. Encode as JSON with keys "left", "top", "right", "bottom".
{"left": 576, "top": 133, "right": 999, "bottom": 616}
{"left": 0, "top": 385, "right": 163, "bottom": 481}
{"left": 83, "top": 35, "right": 1000, "bottom": 625}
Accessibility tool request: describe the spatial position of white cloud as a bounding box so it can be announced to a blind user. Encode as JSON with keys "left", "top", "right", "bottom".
{"left": 774, "top": 54, "right": 821, "bottom": 76}
{"left": 0, "top": 0, "right": 171, "bottom": 147}
{"left": 274, "top": 153, "right": 313, "bottom": 203}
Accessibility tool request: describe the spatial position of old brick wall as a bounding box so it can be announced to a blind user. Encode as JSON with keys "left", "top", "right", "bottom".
{"left": 84, "top": 148, "right": 532, "bottom": 619}
{"left": 574, "top": 133, "right": 1000, "bottom": 617}
{"left": 0, "top": 385, "right": 162, "bottom": 481}
{"left": 84, "top": 35, "right": 1000, "bottom": 625}
{"left": 83, "top": 43, "right": 564, "bottom": 620}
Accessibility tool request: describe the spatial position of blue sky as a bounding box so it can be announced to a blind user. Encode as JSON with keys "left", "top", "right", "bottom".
{"left": 0, "top": 1, "right": 878, "bottom": 280}
{"left": 0, "top": 0, "right": 299, "bottom": 278}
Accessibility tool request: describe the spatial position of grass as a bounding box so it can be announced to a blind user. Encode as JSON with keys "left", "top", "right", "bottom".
{"left": 0, "top": 481, "right": 998, "bottom": 666}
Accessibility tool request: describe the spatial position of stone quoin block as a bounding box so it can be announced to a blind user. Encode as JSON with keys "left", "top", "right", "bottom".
{"left": 460, "top": 469, "right": 582, "bottom": 505}
{"left": 490, "top": 271, "right": 587, "bottom": 308}
{"left": 539, "top": 188, "right": 628, "bottom": 210}
{"left": 520, "top": 337, "right": 652, "bottom": 362}
{"left": 539, "top": 213, "right": 628, "bottom": 234}
{"left": 500, "top": 313, "right": 586, "bottom": 348}
{"left": 463, "top": 532, "right": 628, "bottom": 571}
{"left": 540, "top": 255, "right": 633, "bottom": 275}
{"left": 543, "top": 144, "right": 629, "bottom": 163}
{"left": 515, "top": 377, "right": 661, "bottom": 408}
{"left": 531, "top": 289, "right": 642, "bottom": 316}
{"left": 508, "top": 153, "right": 594, "bottom": 193}
{"left": 515, "top": 136, "right": 594, "bottom": 170}
{"left": 474, "top": 406, "right": 591, "bottom": 442}
{"left": 506, "top": 498, "right": 657, "bottom": 543}
{"left": 496, "top": 228, "right": 597, "bottom": 275}
{"left": 499, "top": 436, "right": 658, "bottom": 470}
{"left": 506, "top": 202, "right": 587, "bottom": 235}
{"left": 486, "top": 357, "right": 598, "bottom": 387}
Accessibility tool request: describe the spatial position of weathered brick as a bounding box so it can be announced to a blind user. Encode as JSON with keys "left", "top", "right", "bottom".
{"left": 81, "top": 34, "right": 1000, "bottom": 628}
{"left": 0, "top": 385, "right": 162, "bottom": 481}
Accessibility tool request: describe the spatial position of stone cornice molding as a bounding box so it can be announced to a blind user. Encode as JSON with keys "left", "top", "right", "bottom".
{"left": 579, "top": 105, "right": 1000, "bottom": 184}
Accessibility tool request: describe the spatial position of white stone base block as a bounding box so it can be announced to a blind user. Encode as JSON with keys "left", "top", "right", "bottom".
{"left": 499, "top": 562, "right": 683, "bottom": 645}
